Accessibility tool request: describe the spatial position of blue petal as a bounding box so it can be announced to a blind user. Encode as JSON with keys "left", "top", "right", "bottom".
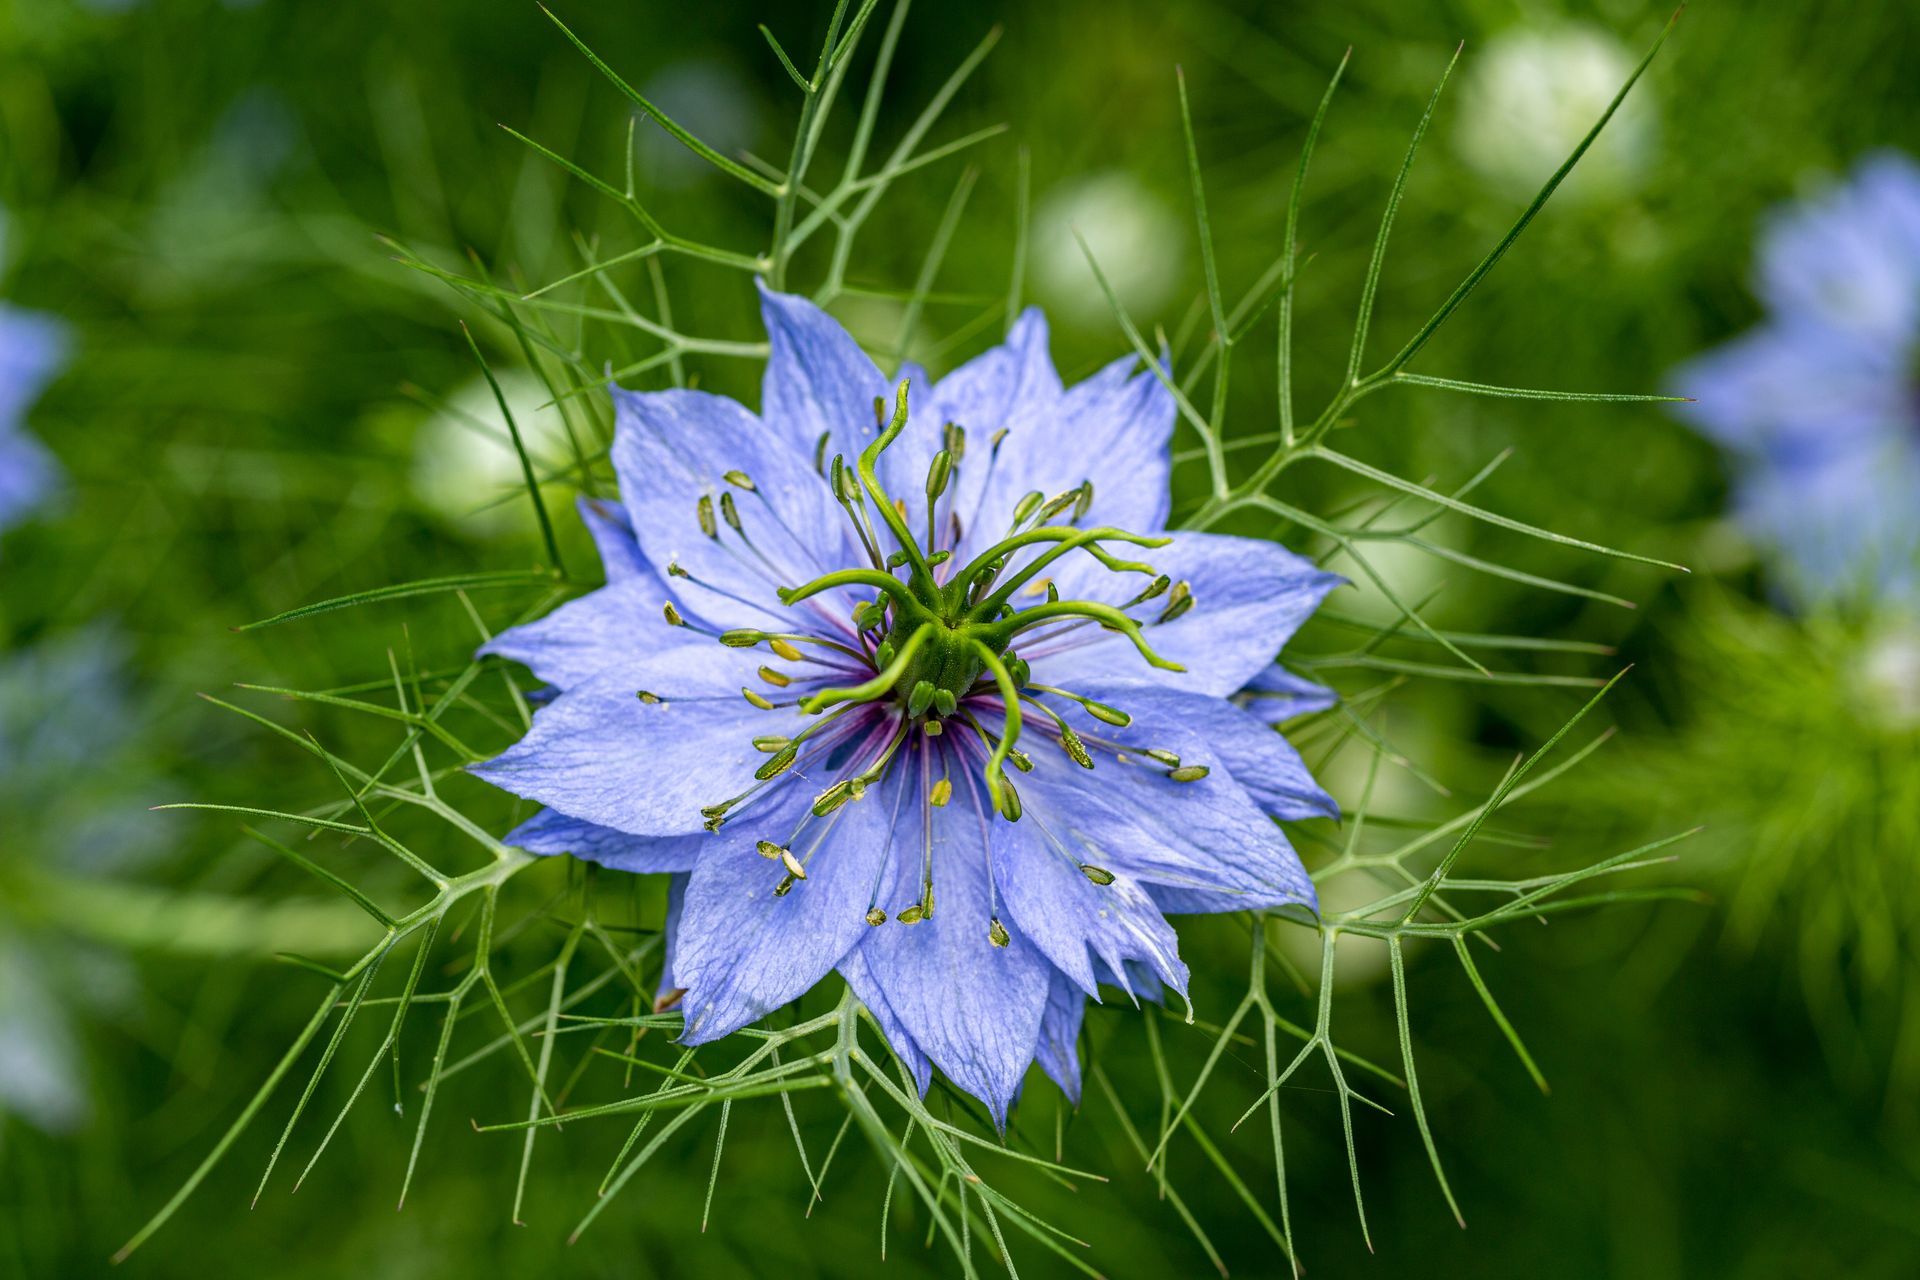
{"left": 1236, "top": 665, "right": 1339, "bottom": 723}
{"left": 1012, "top": 689, "right": 1319, "bottom": 914}
{"left": 1734, "top": 443, "right": 1920, "bottom": 606}
{"left": 879, "top": 309, "right": 1064, "bottom": 555}
{"left": 1669, "top": 315, "right": 1920, "bottom": 606}
{"left": 0, "top": 430, "right": 58, "bottom": 534}
{"left": 0, "top": 305, "right": 66, "bottom": 533}
{"left": 1071, "top": 677, "right": 1336, "bottom": 823}
{"left": 923, "top": 309, "right": 1062, "bottom": 436}
{"left": 659, "top": 873, "right": 689, "bottom": 994}
{"left": 1756, "top": 150, "right": 1920, "bottom": 345}
{"left": 1032, "top": 971, "right": 1088, "bottom": 1104}
{"left": 610, "top": 384, "right": 860, "bottom": 632}
{"left": 966, "top": 352, "right": 1173, "bottom": 556}
{"left": 839, "top": 945, "right": 933, "bottom": 1096}
{"left": 503, "top": 808, "right": 703, "bottom": 873}
{"left": 1025, "top": 530, "right": 1342, "bottom": 698}
{"left": 471, "top": 647, "right": 809, "bottom": 836}
{"left": 989, "top": 774, "right": 1190, "bottom": 1001}
{"left": 0, "top": 305, "right": 68, "bottom": 424}
{"left": 1093, "top": 958, "right": 1168, "bottom": 1006}
{"left": 757, "top": 282, "right": 890, "bottom": 466}
{"left": 1671, "top": 321, "right": 1906, "bottom": 466}
{"left": 1147, "top": 882, "right": 1313, "bottom": 917}
{"left": 579, "top": 495, "right": 649, "bottom": 584}
{"left": 850, "top": 743, "right": 1055, "bottom": 1126}
{"left": 481, "top": 577, "right": 671, "bottom": 691}
{"left": 674, "top": 772, "right": 907, "bottom": 1045}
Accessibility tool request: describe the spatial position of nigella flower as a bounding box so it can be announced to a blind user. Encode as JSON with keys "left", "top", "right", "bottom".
{"left": 475, "top": 285, "right": 1339, "bottom": 1120}
{"left": 1672, "top": 152, "right": 1920, "bottom": 607}
{"left": 0, "top": 303, "right": 67, "bottom": 537}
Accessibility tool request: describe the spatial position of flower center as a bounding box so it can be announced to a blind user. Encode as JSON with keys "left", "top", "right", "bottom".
{"left": 680, "top": 380, "right": 1211, "bottom": 940}
{"left": 881, "top": 614, "right": 1001, "bottom": 716}
{"left": 774, "top": 382, "right": 1184, "bottom": 743}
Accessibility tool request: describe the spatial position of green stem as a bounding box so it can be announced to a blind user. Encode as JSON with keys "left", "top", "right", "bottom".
{"left": 767, "top": 3, "right": 851, "bottom": 288}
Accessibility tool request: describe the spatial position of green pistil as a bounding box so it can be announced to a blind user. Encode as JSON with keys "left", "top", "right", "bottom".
{"left": 801, "top": 623, "right": 935, "bottom": 714}
{"left": 970, "top": 639, "right": 1025, "bottom": 818}
{"left": 779, "top": 567, "right": 923, "bottom": 616}
{"left": 857, "top": 381, "right": 941, "bottom": 600}
{"left": 963, "top": 525, "right": 1170, "bottom": 618}
{"left": 884, "top": 617, "right": 1004, "bottom": 713}
{"left": 981, "top": 599, "right": 1186, "bottom": 673}
{"left": 924, "top": 448, "right": 951, "bottom": 552}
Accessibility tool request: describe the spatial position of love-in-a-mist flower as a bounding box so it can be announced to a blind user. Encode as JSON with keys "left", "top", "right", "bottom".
{"left": 475, "top": 286, "right": 1339, "bottom": 1120}
{"left": 0, "top": 303, "right": 67, "bottom": 537}
{"left": 1672, "top": 152, "right": 1920, "bottom": 607}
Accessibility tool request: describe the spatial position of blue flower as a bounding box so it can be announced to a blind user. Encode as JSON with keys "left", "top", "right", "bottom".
{"left": 0, "top": 627, "right": 156, "bottom": 1132}
{"left": 475, "top": 286, "right": 1338, "bottom": 1120}
{"left": 0, "top": 303, "right": 67, "bottom": 537}
{"left": 1672, "top": 152, "right": 1920, "bottom": 606}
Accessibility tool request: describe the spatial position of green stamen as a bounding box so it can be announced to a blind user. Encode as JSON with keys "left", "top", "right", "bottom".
{"left": 1028, "top": 683, "right": 1132, "bottom": 726}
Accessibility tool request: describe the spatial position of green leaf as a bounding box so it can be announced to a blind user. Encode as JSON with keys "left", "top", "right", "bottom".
{"left": 235, "top": 570, "right": 560, "bottom": 630}
{"left": 1346, "top": 44, "right": 1461, "bottom": 388}
{"left": 1390, "top": 939, "right": 1465, "bottom": 1227}
{"left": 242, "top": 825, "right": 394, "bottom": 927}
{"left": 1004, "top": 145, "right": 1031, "bottom": 334}
{"left": 112, "top": 986, "right": 344, "bottom": 1263}
{"left": 890, "top": 165, "right": 978, "bottom": 366}
{"left": 460, "top": 320, "right": 567, "bottom": 578}
{"left": 759, "top": 23, "right": 811, "bottom": 93}
{"left": 1391, "top": 372, "right": 1692, "bottom": 403}
{"left": 1310, "top": 446, "right": 1689, "bottom": 572}
{"left": 1279, "top": 48, "right": 1349, "bottom": 442}
{"left": 537, "top": 5, "right": 782, "bottom": 196}
{"left": 1399, "top": 669, "right": 1631, "bottom": 925}
{"left": 1373, "top": 14, "right": 1679, "bottom": 378}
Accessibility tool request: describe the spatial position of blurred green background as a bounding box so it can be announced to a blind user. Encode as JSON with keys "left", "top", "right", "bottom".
{"left": 3, "top": 0, "right": 1919, "bottom": 1276}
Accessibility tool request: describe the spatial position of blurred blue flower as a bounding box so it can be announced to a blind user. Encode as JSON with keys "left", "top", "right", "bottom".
{"left": 0, "top": 303, "right": 67, "bottom": 537}
{"left": 474, "top": 285, "right": 1336, "bottom": 1120}
{"left": 0, "top": 628, "right": 155, "bottom": 1132}
{"left": 1673, "top": 152, "right": 1920, "bottom": 607}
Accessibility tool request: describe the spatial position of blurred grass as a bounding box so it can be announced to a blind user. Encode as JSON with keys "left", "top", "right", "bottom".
{"left": 3, "top": 0, "right": 1920, "bottom": 1276}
